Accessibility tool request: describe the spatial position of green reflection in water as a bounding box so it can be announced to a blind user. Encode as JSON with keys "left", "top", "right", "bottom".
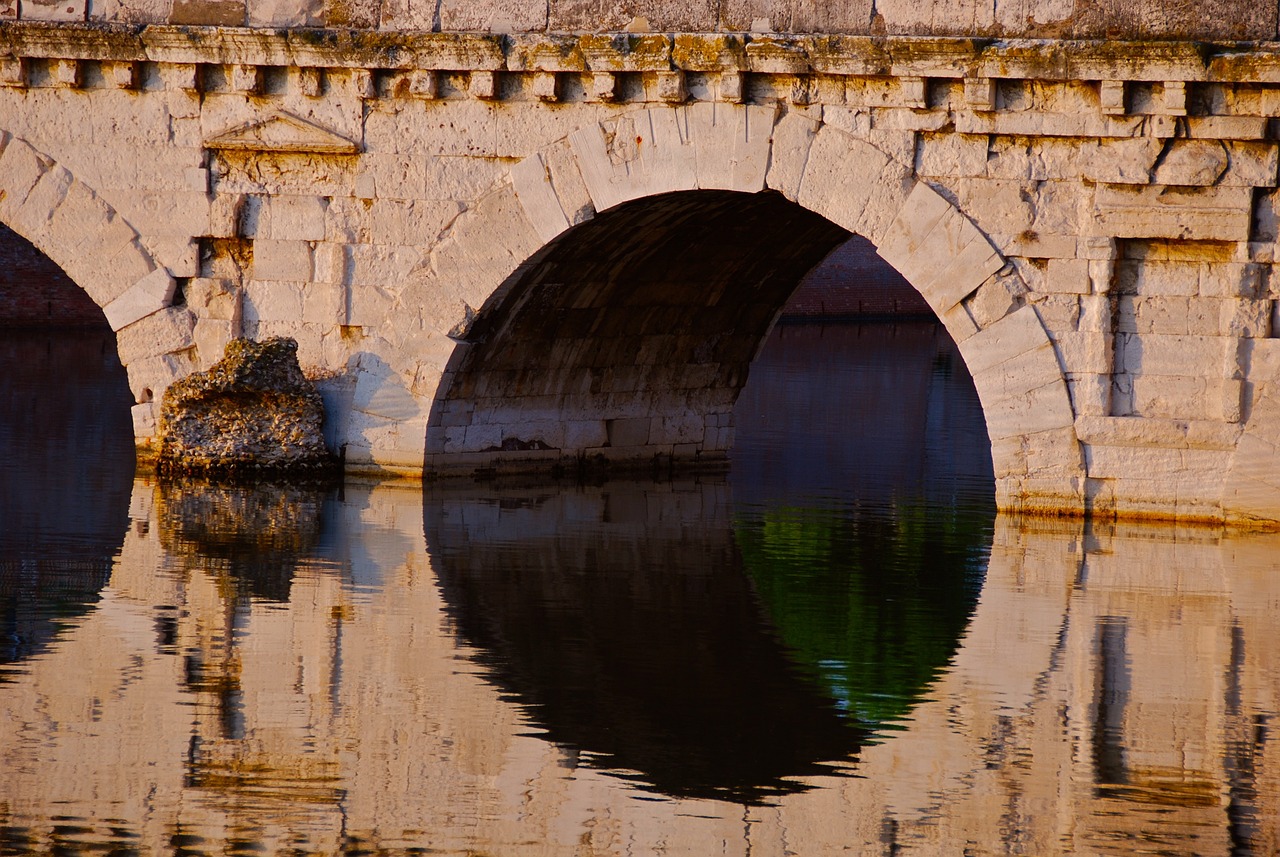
{"left": 736, "top": 501, "right": 993, "bottom": 730}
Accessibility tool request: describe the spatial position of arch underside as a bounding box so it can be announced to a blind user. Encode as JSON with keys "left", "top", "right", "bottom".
{"left": 420, "top": 104, "right": 1087, "bottom": 514}
{"left": 431, "top": 190, "right": 850, "bottom": 472}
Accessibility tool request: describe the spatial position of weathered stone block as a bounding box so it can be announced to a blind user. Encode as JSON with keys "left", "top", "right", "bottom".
{"left": 970, "top": 340, "right": 1064, "bottom": 404}
{"left": 1066, "top": 372, "right": 1110, "bottom": 416}
{"left": 1200, "top": 262, "right": 1265, "bottom": 298}
{"left": 917, "top": 133, "right": 988, "bottom": 178}
{"left": 1092, "top": 184, "right": 1253, "bottom": 242}
{"left": 169, "top": 0, "right": 244, "bottom": 24}
{"left": 103, "top": 190, "right": 210, "bottom": 239}
{"left": 22, "top": 0, "right": 86, "bottom": 20}
{"left": 1084, "top": 443, "right": 1182, "bottom": 482}
{"left": 104, "top": 266, "right": 174, "bottom": 331}
{"left": 244, "top": 280, "right": 304, "bottom": 324}
{"left": 720, "top": 0, "right": 873, "bottom": 33}
{"left": 1221, "top": 297, "right": 1272, "bottom": 338}
{"left": 940, "top": 302, "right": 978, "bottom": 343}
{"left": 301, "top": 281, "right": 346, "bottom": 326}
{"left": 1043, "top": 258, "right": 1090, "bottom": 295}
{"left": 958, "top": 304, "right": 1053, "bottom": 376}
{"left": 512, "top": 152, "right": 571, "bottom": 242}
{"left": 1154, "top": 140, "right": 1229, "bottom": 187}
{"left": 1115, "top": 332, "right": 1221, "bottom": 377}
{"left": 1131, "top": 373, "right": 1209, "bottom": 419}
{"left": 569, "top": 110, "right": 699, "bottom": 212}
{"left": 132, "top": 402, "right": 157, "bottom": 438}
{"left": 1114, "top": 259, "right": 1199, "bottom": 297}
{"left": 252, "top": 239, "right": 312, "bottom": 282}
{"left": 1051, "top": 331, "right": 1111, "bottom": 374}
{"left": 192, "top": 318, "right": 237, "bottom": 369}
{"left": 353, "top": 368, "right": 422, "bottom": 422}
{"left": 1081, "top": 138, "right": 1161, "bottom": 184}
{"left": 261, "top": 194, "right": 328, "bottom": 241}
{"left": 606, "top": 417, "right": 650, "bottom": 447}
{"left": 687, "top": 102, "right": 774, "bottom": 194}
{"left": 965, "top": 272, "right": 1018, "bottom": 328}
{"left": 126, "top": 350, "right": 195, "bottom": 405}
{"left": 1029, "top": 293, "right": 1079, "bottom": 331}
{"left": 764, "top": 111, "right": 818, "bottom": 200}
{"left": 310, "top": 242, "right": 345, "bottom": 285}
{"left": 247, "top": 0, "right": 321, "bottom": 25}
{"left": 982, "top": 378, "right": 1075, "bottom": 440}
{"left": 878, "top": 182, "right": 1003, "bottom": 314}
{"left": 470, "top": 70, "right": 499, "bottom": 99}
{"left": 116, "top": 306, "right": 196, "bottom": 364}
{"left": 797, "top": 126, "right": 897, "bottom": 236}
{"left": 439, "top": 0, "right": 546, "bottom": 31}
{"left": 158, "top": 337, "right": 335, "bottom": 477}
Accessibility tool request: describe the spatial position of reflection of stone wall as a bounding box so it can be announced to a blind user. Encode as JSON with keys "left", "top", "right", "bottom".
{"left": 0, "top": 329, "right": 133, "bottom": 665}
{"left": 2, "top": 482, "right": 1280, "bottom": 853}
{"left": 156, "top": 480, "right": 328, "bottom": 602}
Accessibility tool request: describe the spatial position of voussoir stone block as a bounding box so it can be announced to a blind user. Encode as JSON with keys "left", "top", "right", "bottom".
{"left": 686, "top": 102, "right": 774, "bottom": 194}
{"left": 796, "top": 125, "right": 911, "bottom": 245}
{"left": 512, "top": 152, "right": 572, "bottom": 243}
{"left": 877, "top": 182, "right": 1003, "bottom": 314}
{"left": 569, "top": 109, "right": 699, "bottom": 212}
{"left": 103, "top": 266, "right": 175, "bottom": 331}
{"left": 764, "top": 110, "right": 818, "bottom": 200}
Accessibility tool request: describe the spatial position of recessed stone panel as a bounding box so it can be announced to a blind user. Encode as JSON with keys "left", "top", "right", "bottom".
{"left": 169, "top": 0, "right": 243, "bottom": 24}
{"left": 548, "top": 0, "right": 717, "bottom": 32}
{"left": 719, "top": 0, "right": 873, "bottom": 34}
{"left": 440, "top": 0, "right": 547, "bottom": 31}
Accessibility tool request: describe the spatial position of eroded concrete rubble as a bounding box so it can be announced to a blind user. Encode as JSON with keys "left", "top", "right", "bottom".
{"left": 157, "top": 336, "right": 336, "bottom": 478}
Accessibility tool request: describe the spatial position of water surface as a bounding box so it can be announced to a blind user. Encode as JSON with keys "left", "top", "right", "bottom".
{"left": 2, "top": 322, "right": 1279, "bottom": 855}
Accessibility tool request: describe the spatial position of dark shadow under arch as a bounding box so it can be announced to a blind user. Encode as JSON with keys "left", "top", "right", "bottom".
{"left": 0, "top": 226, "right": 135, "bottom": 668}
{"left": 426, "top": 189, "right": 853, "bottom": 475}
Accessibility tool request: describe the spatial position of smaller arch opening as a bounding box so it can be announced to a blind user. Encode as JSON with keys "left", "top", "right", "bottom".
{"left": 0, "top": 222, "right": 135, "bottom": 667}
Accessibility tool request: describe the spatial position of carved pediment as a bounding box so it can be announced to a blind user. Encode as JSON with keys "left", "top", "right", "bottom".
{"left": 205, "top": 111, "right": 360, "bottom": 154}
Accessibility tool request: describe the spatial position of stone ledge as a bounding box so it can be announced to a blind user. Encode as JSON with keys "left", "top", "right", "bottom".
{"left": 4, "top": 23, "right": 1280, "bottom": 84}
{"left": 1076, "top": 415, "right": 1243, "bottom": 449}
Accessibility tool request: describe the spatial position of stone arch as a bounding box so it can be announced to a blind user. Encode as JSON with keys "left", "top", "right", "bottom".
{"left": 0, "top": 131, "right": 193, "bottom": 440}
{"left": 411, "top": 103, "right": 1084, "bottom": 513}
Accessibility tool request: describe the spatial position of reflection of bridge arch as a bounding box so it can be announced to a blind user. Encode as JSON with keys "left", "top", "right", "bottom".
{"left": 415, "top": 105, "right": 1083, "bottom": 514}
{"left": 0, "top": 131, "right": 187, "bottom": 417}
{"left": 4, "top": 483, "right": 1280, "bottom": 853}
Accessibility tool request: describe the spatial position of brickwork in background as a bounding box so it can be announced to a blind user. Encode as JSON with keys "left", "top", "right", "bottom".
{"left": 783, "top": 235, "right": 930, "bottom": 320}
{"left": 0, "top": 224, "right": 109, "bottom": 327}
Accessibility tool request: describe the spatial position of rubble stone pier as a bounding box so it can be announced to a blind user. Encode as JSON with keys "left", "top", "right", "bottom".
{"left": 5, "top": 2, "right": 1280, "bottom": 522}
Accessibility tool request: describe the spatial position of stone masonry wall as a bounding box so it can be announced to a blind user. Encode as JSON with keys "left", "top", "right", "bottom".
{"left": 2, "top": 0, "right": 1277, "bottom": 41}
{"left": 4, "top": 25, "right": 1280, "bottom": 521}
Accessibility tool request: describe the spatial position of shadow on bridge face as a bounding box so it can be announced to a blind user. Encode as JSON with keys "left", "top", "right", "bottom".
{"left": 426, "top": 189, "right": 854, "bottom": 477}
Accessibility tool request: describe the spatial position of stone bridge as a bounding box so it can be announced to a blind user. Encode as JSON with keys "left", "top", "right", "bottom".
{"left": 5, "top": 2, "right": 1280, "bottom": 523}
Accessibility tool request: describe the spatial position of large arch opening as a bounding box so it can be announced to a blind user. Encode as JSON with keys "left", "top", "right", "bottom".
{"left": 422, "top": 185, "right": 998, "bottom": 801}
{"left": 427, "top": 189, "right": 854, "bottom": 473}
{"left": 427, "top": 186, "right": 1007, "bottom": 494}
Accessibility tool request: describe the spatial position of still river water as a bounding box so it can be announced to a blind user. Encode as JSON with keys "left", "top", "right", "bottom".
{"left": 2, "top": 322, "right": 1280, "bottom": 855}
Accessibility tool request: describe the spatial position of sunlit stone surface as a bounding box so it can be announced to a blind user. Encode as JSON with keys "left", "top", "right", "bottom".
{"left": 6, "top": 20, "right": 1280, "bottom": 518}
